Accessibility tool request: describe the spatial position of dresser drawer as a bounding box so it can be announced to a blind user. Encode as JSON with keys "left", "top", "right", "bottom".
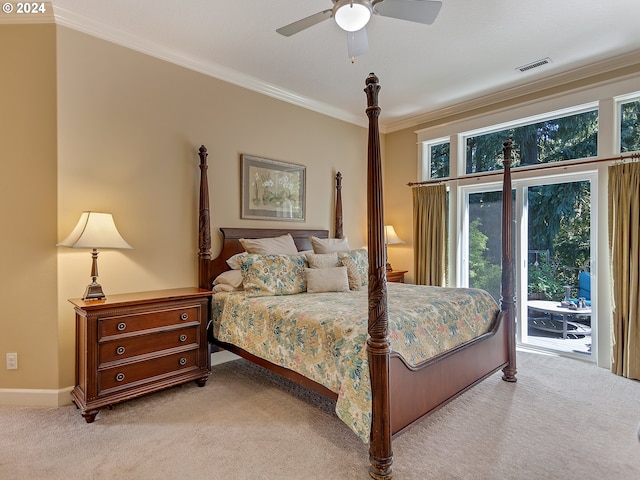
{"left": 99, "top": 326, "right": 198, "bottom": 364}
{"left": 98, "top": 349, "right": 198, "bottom": 394}
{"left": 99, "top": 306, "right": 200, "bottom": 339}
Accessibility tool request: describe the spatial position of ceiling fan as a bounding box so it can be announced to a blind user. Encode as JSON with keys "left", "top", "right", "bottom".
{"left": 276, "top": 0, "right": 443, "bottom": 62}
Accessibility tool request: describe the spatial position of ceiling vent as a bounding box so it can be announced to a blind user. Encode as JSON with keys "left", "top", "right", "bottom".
{"left": 517, "top": 57, "right": 552, "bottom": 73}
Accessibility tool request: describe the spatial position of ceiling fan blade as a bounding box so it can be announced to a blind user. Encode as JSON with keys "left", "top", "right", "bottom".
{"left": 276, "top": 9, "right": 333, "bottom": 37}
{"left": 347, "top": 28, "right": 368, "bottom": 62}
{"left": 373, "top": 0, "right": 442, "bottom": 25}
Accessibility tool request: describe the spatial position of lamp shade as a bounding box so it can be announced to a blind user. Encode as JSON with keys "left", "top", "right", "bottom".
{"left": 384, "top": 225, "right": 405, "bottom": 245}
{"left": 58, "top": 212, "right": 132, "bottom": 249}
{"left": 334, "top": 0, "right": 372, "bottom": 32}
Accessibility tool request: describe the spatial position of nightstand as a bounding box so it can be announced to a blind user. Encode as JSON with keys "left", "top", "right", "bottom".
{"left": 69, "top": 287, "right": 211, "bottom": 423}
{"left": 386, "top": 270, "right": 408, "bottom": 283}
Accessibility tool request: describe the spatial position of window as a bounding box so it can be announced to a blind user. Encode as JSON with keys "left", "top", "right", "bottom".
{"left": 464, "top": 109, "right": 598, "bottom": 173}
{"left": 466, "top": 190, "right": 506, "bottom": 301}
{"left": 416, "top": 87, "right": 640, "bottom": 363}
{"left": 422, "top": 139, "right": 450, "bottom": 179}
{"left": 620, "top": 99, "right": 640, "bottom": 152}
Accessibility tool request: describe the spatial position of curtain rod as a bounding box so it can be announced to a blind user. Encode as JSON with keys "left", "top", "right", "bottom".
{"left": 407, "top": 151, "right": 640, "bottom": 187}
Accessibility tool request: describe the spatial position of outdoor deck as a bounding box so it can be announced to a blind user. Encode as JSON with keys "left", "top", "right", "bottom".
{"left": 525, "top": 324, "right": 591, "bottom": 356}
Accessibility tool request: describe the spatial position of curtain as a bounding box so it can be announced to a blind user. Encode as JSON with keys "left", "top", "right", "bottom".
{"left": 412, "top": 184, "right": 447, "bottom": 286}
{"left": 608, "top": 162, "right": 640, "bottom": 379}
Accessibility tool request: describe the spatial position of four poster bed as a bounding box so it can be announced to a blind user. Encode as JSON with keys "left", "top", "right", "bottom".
{"left": 197, "top": 73, "right": 516, "bottom": 479}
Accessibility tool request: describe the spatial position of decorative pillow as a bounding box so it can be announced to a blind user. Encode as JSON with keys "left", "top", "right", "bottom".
{"left": 310, "top": 236, "right": 350, "bottom": 254}
{"left": 239, "top": 234, "right": 298, "bottom": 255}
{"left": 305, "top": 252, "right": 340, "bottom": 269}
{"left": 213, "top": 269, "right": 244, "bottom": 289}
{"left": 239, "top": 254, "right": 307, "bottom": 297}
{"left": 340, "top": 257, "right": 362, "bottom": 291}
{"left": 305, "top": 267, "right": 350, "bottom": 294}
{"left": 226, "top": 252, "right": 248, "bottom": 270}
{"left": 338, "top": 249, "right": 369, "bottom": 288}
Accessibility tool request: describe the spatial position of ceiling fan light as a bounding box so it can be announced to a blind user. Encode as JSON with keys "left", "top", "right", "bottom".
{"left": 334, "top": 1, "right": 372, "bottom": 32}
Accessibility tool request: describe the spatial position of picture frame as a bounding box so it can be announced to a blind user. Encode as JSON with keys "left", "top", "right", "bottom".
{"left": 241, "top": 154, "right": 306, "bottom": 221}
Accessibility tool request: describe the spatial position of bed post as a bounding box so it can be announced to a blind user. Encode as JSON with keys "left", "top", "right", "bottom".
{"left": 501, "top": 140, "right": 517, "bottom": 382}
{"left": 335, "top": 172, "right": 344, "bottom": 239}
{"left": 198, "top": 145, "right": 212, "bottom": 290}
{"left": 364, "top": 73, "right": 393, "bottom": 480}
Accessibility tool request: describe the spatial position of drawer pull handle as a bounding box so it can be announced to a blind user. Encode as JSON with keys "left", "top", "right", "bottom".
{"left": 116, "top": 346, "right": 126, "bottom": 355}
{"left": 180, "top": 313, "right": 189, "bottom": 321}
{"left": 179, "top": 357, "right": 187, "bottom": 366}
{"left": 115, "top": 373, "right": 125, "bottom": 382}
{"left": 179, "top": 334, "right": 187, "bottom": 342}
{"left": 117, "top": 322, "right": 127, "bottom": 331}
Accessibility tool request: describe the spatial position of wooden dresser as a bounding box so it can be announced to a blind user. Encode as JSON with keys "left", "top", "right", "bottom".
{"left": 69, "top": 287, "right": 211, "bottom": 423}
{"left": 386, "top": 270, "right": 408, "bottom": 283}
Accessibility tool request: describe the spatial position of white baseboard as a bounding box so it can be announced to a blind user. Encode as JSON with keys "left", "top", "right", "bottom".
{"left": 0, "top": 386, "right": 74, "bottom": 407}
{"left": 0, "top": 352, "right": 238, "bottom": 407}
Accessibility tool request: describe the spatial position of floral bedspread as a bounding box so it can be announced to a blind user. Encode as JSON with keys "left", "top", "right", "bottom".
{"left": 211, "top": 283, "right": 499, "bottom": 442}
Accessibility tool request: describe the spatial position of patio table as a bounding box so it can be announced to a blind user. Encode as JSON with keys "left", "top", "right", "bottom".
{"left": 527, "top": 300, "right": 591, "bottom": 339}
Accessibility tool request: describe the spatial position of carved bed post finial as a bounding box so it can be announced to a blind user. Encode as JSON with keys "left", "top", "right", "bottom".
{"left": 335, "top": 172, "right": 344, "bottom": 239}
{"left": 198, "top": 145, "right": 212, "bottom": 290}
{"left": 501, "top": 139, "right": 517, "bottom": 382}
{"left": 364, "top": 73, "right": 393, "bottom": 480}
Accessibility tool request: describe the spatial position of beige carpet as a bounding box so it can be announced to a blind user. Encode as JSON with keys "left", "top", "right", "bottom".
{"left": 1, "top": 350, "right": 639, "bottom": 480}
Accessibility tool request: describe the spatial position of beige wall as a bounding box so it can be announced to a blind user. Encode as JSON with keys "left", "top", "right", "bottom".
{"left": 0, "top": 24, "right": 59, "bottom": 393}
{"left": 382, "top": 128, "right": 417, "bottom": 281}
{"left": 1, "top": 24, "right": 370, "bottom": 402}
{"left": 55, "top": 27, "right": 370, "bottom": 391}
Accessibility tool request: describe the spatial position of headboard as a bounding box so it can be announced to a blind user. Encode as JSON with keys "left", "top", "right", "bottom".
{"left": 207, "top": 227, "right": 329, "bottom": 285}
{"left": 197, "top": 146, "right": 343, "bottom": 289}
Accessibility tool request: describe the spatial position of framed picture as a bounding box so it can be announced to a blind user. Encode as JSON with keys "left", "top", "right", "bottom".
{"left": 241, "top": 154, "right": 306, "bottom": 221}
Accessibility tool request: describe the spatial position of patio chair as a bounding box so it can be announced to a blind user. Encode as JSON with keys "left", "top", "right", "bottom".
{"left": 568, "top": 265, "right": 591, "bottom": 307}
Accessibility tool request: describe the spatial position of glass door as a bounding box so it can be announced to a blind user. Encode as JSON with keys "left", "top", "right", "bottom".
{"left": 520, "top": 176, "right": 595, "bottom": 358}
{"left": 462, "top": 173, "right": 597, "bottom": 360}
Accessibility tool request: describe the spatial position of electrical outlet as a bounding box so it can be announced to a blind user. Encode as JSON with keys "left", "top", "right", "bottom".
{"left": 6, "top": 353, "right": 18, "bottom": 370}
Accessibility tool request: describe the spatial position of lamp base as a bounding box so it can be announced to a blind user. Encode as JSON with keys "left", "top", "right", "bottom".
{"left": 386, "top": 262, "right": 392, "bottom": 271}
{"left": 83, "top": 282, "right": 106, "bottom": 301}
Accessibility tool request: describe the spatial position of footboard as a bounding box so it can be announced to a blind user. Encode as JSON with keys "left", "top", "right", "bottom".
{"left": 389, "top": 311, "right": 509, "bottom": 436}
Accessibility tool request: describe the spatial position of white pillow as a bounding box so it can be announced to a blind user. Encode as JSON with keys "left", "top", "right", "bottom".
{"left": 305, "top": 252, "right": 340, "bottom": 269}
{"left": 305, "top": 267, "right": 350, "bottom": 293}
{"left": 213, "top": 269, "right": 244, "bottom": 289}
{"left": 310, "top": 236, "right": 350, "bottom": 254}
{"left": 226, "top": 252, "right": 247, "bottom": 270}
{"left": 213, "top": 284, "right": 240, "bottom": 293}
{"left": 239, "top": 234, "right": 298, "bottom": 254}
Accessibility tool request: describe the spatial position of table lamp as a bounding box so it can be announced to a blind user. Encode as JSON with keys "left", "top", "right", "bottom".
{"left": 58, "top": 212, "right": 132, "bottom": 300}
{"left": 384, "top": 225, "right": 405, "bottom": 271}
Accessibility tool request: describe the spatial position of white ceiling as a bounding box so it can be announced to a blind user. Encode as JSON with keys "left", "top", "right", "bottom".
{"left": 48, "top": 0, "right": 640, "bottom": 131}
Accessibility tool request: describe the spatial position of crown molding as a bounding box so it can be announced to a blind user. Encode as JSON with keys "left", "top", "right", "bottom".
{"left": 386, "top": 50, "right": 640, "bottom": 133}
{"left": 52, "top": 6, "right": 367, "bottom": 129}
{"left": 17, "top": 4, "right": 639, "bottom": 134}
